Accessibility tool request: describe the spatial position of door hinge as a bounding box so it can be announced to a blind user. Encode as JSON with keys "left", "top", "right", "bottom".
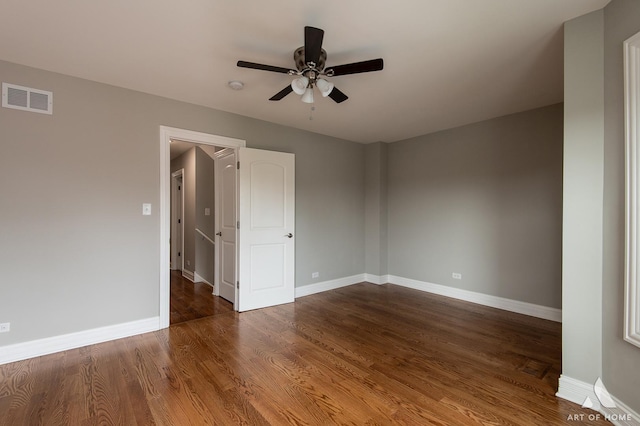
{"left": 178, "top": 219, "right": 181, "bottom": 224}
{"left": 237, "top": 221, "right": 240, "bottom": 229}
{"left": 178, "top": 185, "right": 181, "bottom": 191}
{"left": 237, "top": 161, "right": 240, "bottom": 170}
{"left": 237, "top": 281, "right": 239, "bottom": 289}
{"left": 178, "top": 252, "right": 181, "bottom": 257}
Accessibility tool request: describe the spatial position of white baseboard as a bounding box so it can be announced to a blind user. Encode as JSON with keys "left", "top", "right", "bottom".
{"left": 0, "top": 317, "right": 160, "bottom": 366}
{"left": 296, "top": 273, "right": 561, "bottom": 322}
{"left": 557, "top": 375, "right": 639, "bottom": 425}
{"left": 182, "top": 269, "right": 194, "bottom": 282}
{"left": 602, "top": 397, "right": 640, "bottom": 426}
{"left": 296, "top": 274, "right": 366, "bottom": 298}
{"left": 363, "top": 273, "right": 389, "bottom": 285}
{"left": 194, "top": 272, "right": 213, "bottom": 287}
{"left": 0, "top": 274, "right": 561, "bottom": 366}
{"left": 386, "top": 275, "right": 562, "bottom": 322}
{"left": 557, "top": 375, "right": 597, "bottom": 407}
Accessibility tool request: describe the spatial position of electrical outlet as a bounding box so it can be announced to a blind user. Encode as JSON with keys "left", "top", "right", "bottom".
{"left": 312, "top": 272, "right": 319, "bottom": 279}
{"left": 452, "top": 273, "right": 462, "bottom": 280}
{"left": 0, "top": 323, "right": 10, "bottom": 333}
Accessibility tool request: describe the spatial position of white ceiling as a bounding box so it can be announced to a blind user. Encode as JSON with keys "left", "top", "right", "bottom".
{"left": 0, "top": 0, "right": 609, "bottom": 144}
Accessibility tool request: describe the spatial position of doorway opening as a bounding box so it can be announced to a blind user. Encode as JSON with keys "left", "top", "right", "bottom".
{"left": 160, "top": 126, "right": 246, "bottom": 328}
{"left": 168, "top": 142, "right": 238, "bottom": 324}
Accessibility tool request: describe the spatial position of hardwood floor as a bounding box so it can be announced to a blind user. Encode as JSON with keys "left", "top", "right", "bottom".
{"left": 170, "top": 270, "right": 233, "bottom": 325}
{"left": 0, "top": 283, "right": 610, "bottom": 425}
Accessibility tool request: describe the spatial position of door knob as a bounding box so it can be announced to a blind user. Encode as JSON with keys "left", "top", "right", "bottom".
{"left": 285, "top": 233, "right": 293, "bottom": 238}
{"left": 216, "top": 232, "right": 222, "bottom": 236}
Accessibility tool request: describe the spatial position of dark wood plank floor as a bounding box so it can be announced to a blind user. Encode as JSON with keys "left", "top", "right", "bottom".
{"left": 170, "top": 270, "right": 233, "bottom": 325}
{"left": 0, "top": 283, "right": 609, "bottom": 425}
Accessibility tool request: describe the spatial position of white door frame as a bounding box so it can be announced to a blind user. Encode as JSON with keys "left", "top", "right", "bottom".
{"left": 159, "top": 126, "right": 245, "bottom": 329}
{"left": 170, "top": 169, "right": 184, "bottom": 271}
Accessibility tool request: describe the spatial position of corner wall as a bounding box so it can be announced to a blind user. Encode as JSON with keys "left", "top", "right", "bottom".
{"left": 561, "top": 9, "right": 604, "bottom": 387}
{"left": 386, "top": 104, "right": 564, "bottom": 309}
{"left": 365, "top": 142, "right": 388, "bottom": 277}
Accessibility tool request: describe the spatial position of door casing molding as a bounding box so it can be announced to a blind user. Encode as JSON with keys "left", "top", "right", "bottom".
{"left": 625, "top": 32, "right": 640, "bottom": 348}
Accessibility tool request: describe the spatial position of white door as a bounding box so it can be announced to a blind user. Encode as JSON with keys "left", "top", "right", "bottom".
{"left": 214, "top": 149, "right": 237, "bottom": 304}
{"left": 238, "top": 148, "right": 295, "bottom": 312}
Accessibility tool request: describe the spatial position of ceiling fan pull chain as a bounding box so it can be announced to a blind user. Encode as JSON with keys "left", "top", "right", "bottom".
{"left": 309, "top": 105, "right": 315, "bottom": 121}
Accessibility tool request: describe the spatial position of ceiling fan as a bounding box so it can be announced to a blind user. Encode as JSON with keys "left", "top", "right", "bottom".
{"left": 237, "top": 26, "right": 384, "bottom": 104}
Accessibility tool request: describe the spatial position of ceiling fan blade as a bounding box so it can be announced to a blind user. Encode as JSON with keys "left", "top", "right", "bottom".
{"left": 328, "top": 87, "right": 348, "bottom": 103}
{"left": 304, "top": 26, "right": 324, "bottom": 65}
{"left": 326, "top": 58, "right": 384, "bottom": 76}
{"left": 269, "top": 85, "right": 294, "bottom": 101}
{"left": 237, "top": 60, "right": 293, "bottom": 74}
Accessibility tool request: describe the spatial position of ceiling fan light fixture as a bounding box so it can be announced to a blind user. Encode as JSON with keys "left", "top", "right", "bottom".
{"left": 291, "top": 76, "right": 309, "bottom": 95}
{"left": 301, "top": 87, "right": 314, "bottom": 104}
{"left": 316, "top": 78, "right": 334, "bottom": 97}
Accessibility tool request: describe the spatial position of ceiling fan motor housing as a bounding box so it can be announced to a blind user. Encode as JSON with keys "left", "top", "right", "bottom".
{"left": 294, "top": 47, "right": 327, "bottom": 72}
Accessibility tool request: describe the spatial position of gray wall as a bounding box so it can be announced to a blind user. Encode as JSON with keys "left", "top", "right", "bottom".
{"left": 387, "top": 104, "right": 564, "bottom": 308}
{"left": 195, "top": 147, "right": 215, "bottom": 284}
{"left": 195, "top": 147, "right": 215, "bottom": 239}
{"left": 562, "top": 9, "right": 605, "bottom": 386}
{"left": 0, "top": 59, "right": 364, "bottom": 346}
{"left": 603, "top": 0, "right": 640, "bottom": 412}
{"left": 364, "top": 142, "right": 388, "bottom": 276}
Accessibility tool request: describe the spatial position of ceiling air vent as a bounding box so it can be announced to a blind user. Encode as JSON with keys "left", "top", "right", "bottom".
{"left": 2, "top": 82, "right": 53, "bottom": 115}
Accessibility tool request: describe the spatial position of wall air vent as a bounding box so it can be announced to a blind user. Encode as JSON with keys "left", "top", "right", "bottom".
{"left": 2, "top": 82, "right": 53, "bottom": 115}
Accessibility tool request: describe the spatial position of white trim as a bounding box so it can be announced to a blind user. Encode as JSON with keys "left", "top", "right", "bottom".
{"left": 364, "top": 273, "right": 389, "bottom": 285}
{"left": 556, "top": 375, "right": 597, "bottom": 407}
{"left": 0, "top": 317, "right": 160, "bottom": 365}
{"left": 297, "top": 273, "right": 561, "bottom": 321}
{"left": 624, "top": 31, "right": 640, "bottom": 349}
{"left": 295, "top": 274, "right": 366, "bottom": 298}
{"left": 557, "top": 375, "right": 639, "bottom": 425}
{"left": 195, "top": 228, "right": 215, "bottom": 245}
{"left": 602, "top": 396, "right": 640, "bottom": 426}
{"left": 182, "top": 269, "right": 195, "bottom": 282}
{"left": 160, "top": 126, "right": 246, "bottom": 329}
{"left": 387, "top": 275, "right": 562, "bottom": 322}
{"left": 194, "top": 272, "right": 213, "bottom": 287}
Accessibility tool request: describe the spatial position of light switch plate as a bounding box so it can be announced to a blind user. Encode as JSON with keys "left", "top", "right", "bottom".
{"left": 142, "top": 203, "right": 152, "bottom": 215}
